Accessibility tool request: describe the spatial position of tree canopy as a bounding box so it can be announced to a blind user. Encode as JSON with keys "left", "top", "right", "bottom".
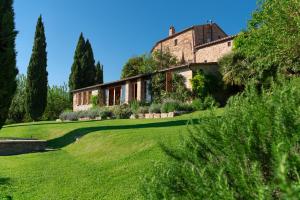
{"left": 26, "top": 15, "right": 48, "bottom": 121}
{"left": 219, "top": 0, "right": 300, "bottom": 86}
{"left": 0, "top": 0, "right": 18, "bottom": 129}
{"left": 121, "top": 50, "right": 178, "bottom": 79}
{"left": 69, "top": 33, "right": 104, "bottom": 90}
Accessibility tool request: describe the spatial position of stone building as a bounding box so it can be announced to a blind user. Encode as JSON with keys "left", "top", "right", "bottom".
{"left": 72, "top": 23, "right": 235, "bottom": 111}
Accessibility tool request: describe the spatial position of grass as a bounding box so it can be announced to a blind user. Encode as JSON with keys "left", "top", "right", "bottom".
{"left": 0, "top": 109, "right": 223, "bottom": 200}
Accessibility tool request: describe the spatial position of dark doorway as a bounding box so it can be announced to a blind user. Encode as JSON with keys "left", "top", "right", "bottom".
{"left": 114, "top": 86, "right": 121, "bottom": 105}
{"left": 109, "top": 88, "right": 114, "bottom": 106}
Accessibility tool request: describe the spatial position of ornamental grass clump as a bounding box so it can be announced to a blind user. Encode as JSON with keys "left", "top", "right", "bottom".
{"left": 59, "top": 110, "right": 78, "bottom": 121}
{"left": 161, "top": 99, "right": 181, "bottom": 113}
{"left": 149, "top": 104, "right": 162, "bottom": 114}
{"left": 143, "top": 78, "right": 300, "bottom": 199}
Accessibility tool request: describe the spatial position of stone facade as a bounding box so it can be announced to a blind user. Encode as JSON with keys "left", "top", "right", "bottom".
{"left": 195, "top": 37, "right": 234, "bottom": 63}
{"left": 152, "top": 23, "right": 229, "bottom": 63}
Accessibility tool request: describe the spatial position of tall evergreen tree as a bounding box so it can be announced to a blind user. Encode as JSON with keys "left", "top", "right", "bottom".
{"left": 69, "top": 33, "right": 85, "bottom": 91}
{"left": 81, "top": 39, "right": 96, "bottom": 87}
{"left": 0, "top": 0, "right": 18, "bottom": 129}
{"left": 26, "top": 16, "right": 48, "bottom": 121}
{"left": 95, "top": 61, "right": 103, "bottom": 84}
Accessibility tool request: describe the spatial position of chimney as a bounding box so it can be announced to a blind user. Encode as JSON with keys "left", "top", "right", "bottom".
{"left": 169, "top": 26, "right": 175, "bottom": 36}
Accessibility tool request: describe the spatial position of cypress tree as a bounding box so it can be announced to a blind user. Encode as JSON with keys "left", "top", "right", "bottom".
{"left": 95, "top": 61, "right": 103, "bottom": 84}
{"left": 0, "top": 0, "right": 18, "bottom": 129}
{"left": 69, "top": 33, "right": 85, "bottom": 91}
{"left": 81, "top": 39, "right": 96, "bottom": 87}
{"left": 26, "top": 16, "right": 48, "bottom": 121}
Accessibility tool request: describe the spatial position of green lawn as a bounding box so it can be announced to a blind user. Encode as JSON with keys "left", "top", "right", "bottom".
{"left": 0, "top": 109, "right": 222, "bottom": 200}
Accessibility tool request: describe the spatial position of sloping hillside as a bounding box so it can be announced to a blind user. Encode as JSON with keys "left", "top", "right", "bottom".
{"left": 0, "top": 110, "right": 222, "bottom": 200}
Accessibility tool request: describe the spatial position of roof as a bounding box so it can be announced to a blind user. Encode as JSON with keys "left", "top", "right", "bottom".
{"left": 195, "top": 35, "right": 236, "bottom": 49}
{"left": 71, "top": 62, "right": 217, "bottom": 93}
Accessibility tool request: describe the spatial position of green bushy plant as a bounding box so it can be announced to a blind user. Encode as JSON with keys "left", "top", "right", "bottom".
{"left": 112, "top": 104, "right": 132, "bottom": 119}
{"left": 59, "top": 110, "right": 78, "bottom": 121}
{"left": 191, "top": 98, "right": 204, "bottom": 111}
{"left": 203, "top": 95, "right": 219, "bottom": 109}
{"left": 143, "top": 78, "right": 300, "bottom": 199}
{"left": 138, "top": 106, "right": 149, "bottom": 114}
{"left": 161, "top": 99, "right": 181, "bottom": 113}
{"left": 178, "top": 103, "right": 194, "bottom": 112}
{"left": 149, "top": 103, "right": 161, "bottom": 113}
{"left": 97, "top": 107, "right": 112, "bottom": 120}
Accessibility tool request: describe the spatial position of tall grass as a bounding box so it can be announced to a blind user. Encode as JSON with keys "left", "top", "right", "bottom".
{"left": 143, "top": 78, "right": 300, "bottom": 199}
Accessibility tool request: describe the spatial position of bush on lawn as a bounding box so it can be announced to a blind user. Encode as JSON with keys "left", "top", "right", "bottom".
{"left": 192, "top": 96, "right": 219, "bottom": 111}
{"left": 112, "top": 104, "right": 132, "bottom": 119}
{"left": 143, "top": 78, "right": 300, "bottom": 199}
{"left": 161, "top": 99, "right": 181, "bottom": 113}
{"left": 178, "top": 103, "right": 194, "bottom": 112}
{"left": 149, "top": 103, "right": 161, "bottom": 113}
{"left": 97, "top": 107, "right": 113, "bottom": 120}
{"left": 138, "top": 106, "right": 149, "bottom": 114}
{"left": 59, "top": 110, "right": 78, "bottom": 121}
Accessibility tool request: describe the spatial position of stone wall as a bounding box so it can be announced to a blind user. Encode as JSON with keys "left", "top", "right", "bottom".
{"left": 195, "top": 39, "right": 233, "bottom": 63}
{"left": 173, "top": 68, "right": 193, "bottom": 90}
{"left": 0, "top": 140, "right": 46, "bottom": 156}
{"left": 152, "top": 29, "right": 195, "bottom": 63}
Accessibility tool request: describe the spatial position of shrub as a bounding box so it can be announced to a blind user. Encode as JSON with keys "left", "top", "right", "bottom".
{"left": 130, "top": 100, "right": 140, "bottom": 114}
{"left": 143, "top": 78, "right": 300, "bottom": 199}
{"left": 190, "top": 71, "right": 206, "bottom": 98}
{"left": 203, "top": 95, "right": 219, "bottom": 108}
{"left": 149, "top": 103, "right": 161, "bottom": 113}
{"left": 59, "top": 110, "right": 78, "bottom": 121}
{"left": 178, "top": 103, "right": 194, "bottom": 112}
{"left": 191, "top": 98, "right": 204, "bottom": 111}
{"left": 161, "top": 99, "right": 181, "bottom": 113}
{"left": 138, "top": 106, "right": 149, "bottom": 114}
{"left": 100, "top": 109, "right": 113, "bottom": 120}
{"left": 112, "top": 104, "right": 132, "bottom": 119}
{"left": 86, "top": 108, "right": 99, "bottom": 119}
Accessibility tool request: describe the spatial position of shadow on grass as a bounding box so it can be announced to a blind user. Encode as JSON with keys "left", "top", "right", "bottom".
{"left": 48, "top": 119, "right": 198, "bottom": 149}
{"left": 3, "top": 119, "right": 102, "bottom": 129}
{"left": 0, "top": 178, "right": 10, "bottom": 186}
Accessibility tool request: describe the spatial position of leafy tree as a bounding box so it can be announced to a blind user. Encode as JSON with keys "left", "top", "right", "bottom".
{"left": 121, "top": 56, "right": 145, "bottom": 79}
{"left": 121, "top": 51, "right": 178, "bottom": 79}
{"left": 7, "top": 75, "right": 26, "bottom": 123}
{"left": 152, "top": 50, "right": 178, "bottom": 69}
{"left": 42, "top": 84, "right": 72, "bottom": 120}
{"left": 219, "top": 51, "right": 250, "bottom": 86}
{"left": 0, "top": 0, "right": 18, "bottom": 129}
{"left": 69, "top": 33, "right": 85, "bottom": 91}
{"left": 26, "top": 16, "right": 48, "bottom": 121}
{"left": 81, "top": 39, "right": 96, "bottom": 87}
{"left": 220, "top": 0, "right": 300, "bottom": 86}
{"left": 95, "top": 61, "right": 104, "bottom": 84}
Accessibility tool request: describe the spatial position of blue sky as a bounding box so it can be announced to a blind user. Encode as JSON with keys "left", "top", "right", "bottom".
{"left": 14, "top": 0, "right": 257, "bottom": 86}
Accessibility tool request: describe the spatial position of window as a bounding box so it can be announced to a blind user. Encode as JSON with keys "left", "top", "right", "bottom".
{"left": 174, "top": 39, "right": 178, "bottom": 46}
{"left": 228, "top": 41, "right": 231, "bottom": 47}
{"left": 77, "top": 93, "right": 81, "bottom": 105}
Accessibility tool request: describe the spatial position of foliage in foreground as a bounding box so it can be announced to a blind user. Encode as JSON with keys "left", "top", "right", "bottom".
{"left": 0, "top": 0, "right": 18, "bottom": 129}
{"left": 143, "top": 78, "right": 300, "bottom": 199}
